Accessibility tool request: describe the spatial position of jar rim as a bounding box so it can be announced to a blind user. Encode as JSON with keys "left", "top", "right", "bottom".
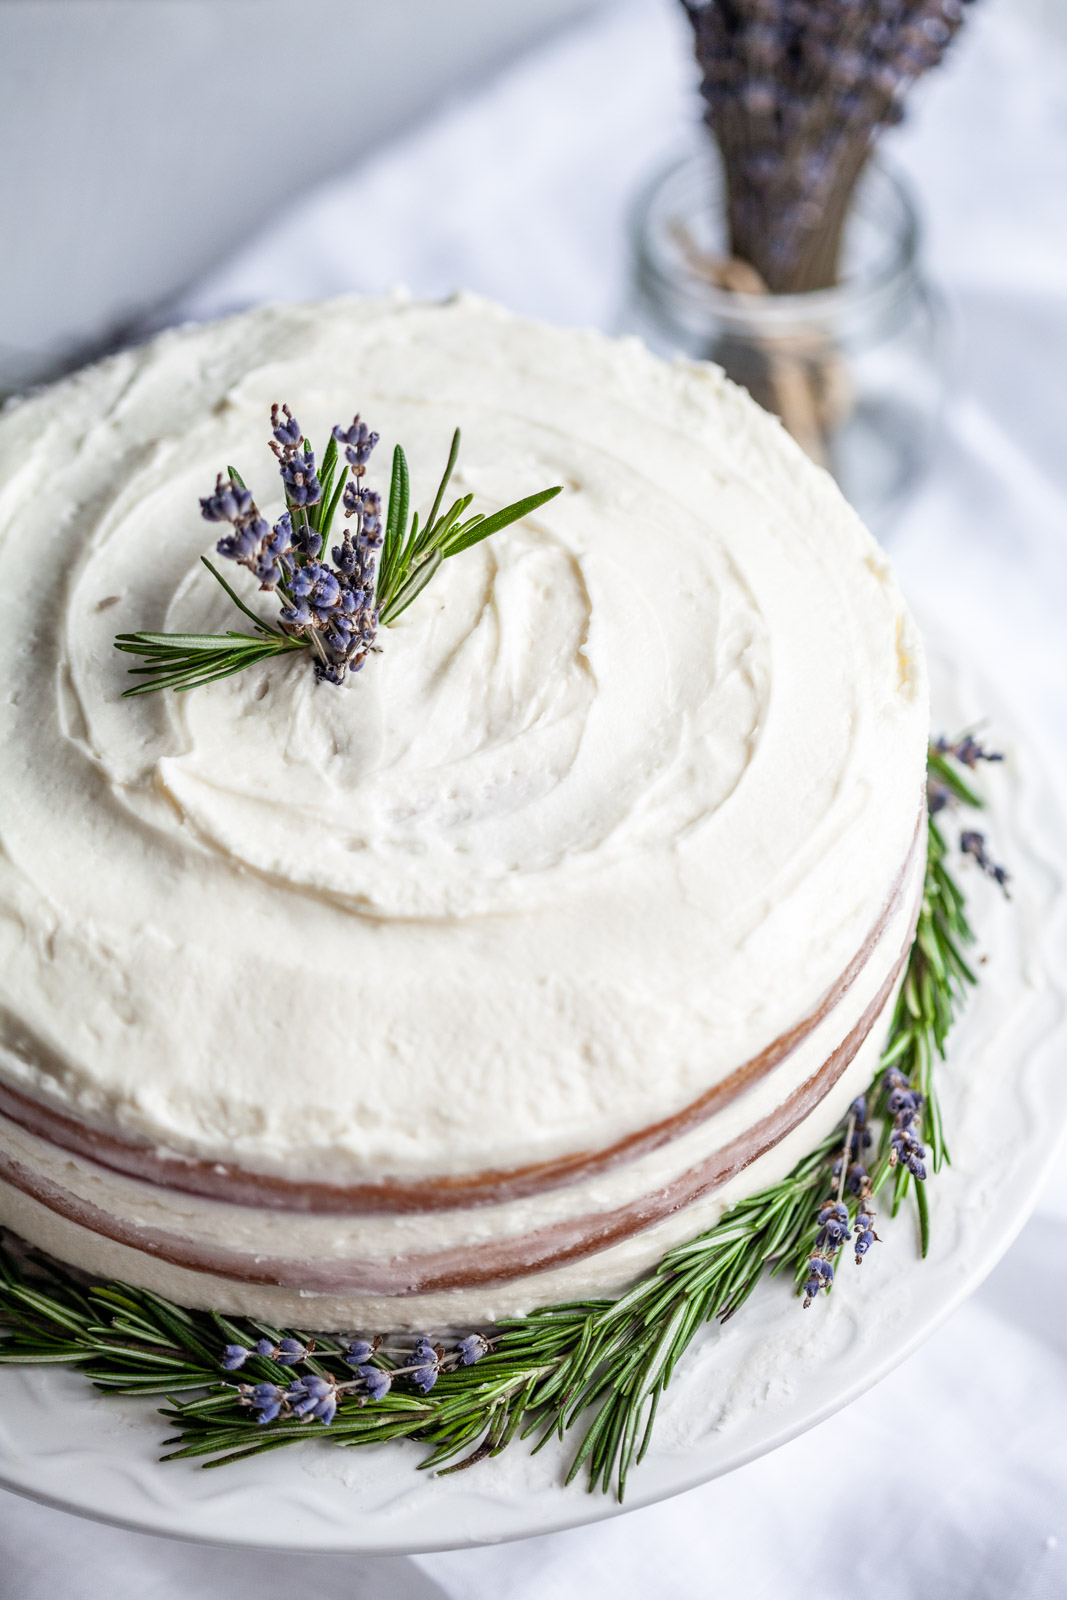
{"left": 630, "top": 149, "right": 921, "bottom": 335}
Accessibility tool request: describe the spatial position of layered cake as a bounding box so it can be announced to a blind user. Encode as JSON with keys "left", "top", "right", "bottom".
{"left": 0, "top": 294, "right": 927, "bottom": 1329}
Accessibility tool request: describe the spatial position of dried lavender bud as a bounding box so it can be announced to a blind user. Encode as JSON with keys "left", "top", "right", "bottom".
{"left": 333, "top": 415, "right": 379, "bottom": 471}
{"left": 333, "top": 539, "right": 358, "bottom": 576}
{"left": 890, "top": 1124, "right": 927, "bottom": 1176}
{"left": 802, "top": 1254, "right": 835, "bottom": 1307}
{"left": 935, "top": 733, "right": 1004, "bottom": 768}
{"left": 356, "top": 1364, "right": 391, "bottom": 1401}
{"left": 854, "top": 1228, "right": 877, "bottom": 1261}
{"left": 200, "top": 475, "right": 253, "bottom": 524}
{"left": 271, "top": 403, "right": 302, "bottom": 450}
{"left": 215, "top": 521, "right": 261, "bottom": 561}
{"left": 456, "top": 1333, "right": 490, "bottom": 1367}
{"left": 287, "top": 1374, "right": 337, "bottom": 1422}
{"left": 280, "top": 448, "right": 321, "bottom": 508}
{"left": 927, "top": 780, "right": 951, "bottom": 814}
{"left": 289, "top": 561, "right": 341, "bottom": 621}
{"left": 887, "top": 1085, "right": 922, "bottom": 1116}
{"left": 280, "top": 598, "right": 312, "bottom": 629}
{"left": 409, "top": 1336, "right": 441, "bottom": 1394}
{"left": 343, "top": 1339, "right": 376, "bottom": 1367}
{"left": 847, "top": 1161, "right": 868, "bottom": 1195}
{"left": 960, "top": 830, "right": 1011, "bottom": 893}
{"left": 362, "top": 489, "right": 383, "bottom": 532}
{"left": 276, "top": 1338, "right": 308, "bottom": 1365}
{"left": 248, "top": 1382, "right": 284, "bottom": 1424}
{"left": 816, "top": 1218, "right": 850, "bottom": 1251}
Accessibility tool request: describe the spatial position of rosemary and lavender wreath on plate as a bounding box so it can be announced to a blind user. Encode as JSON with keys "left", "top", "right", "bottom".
{"left": 113, "top": 405, "right": 562, "bottom": 694}
{"left": 0, "top": 736, "right": 1008, "bottom": 1499}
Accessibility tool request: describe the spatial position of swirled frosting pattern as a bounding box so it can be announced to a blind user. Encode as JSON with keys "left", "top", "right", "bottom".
{"left": 0, "top": 294, "right": 927, "bottom": 1223}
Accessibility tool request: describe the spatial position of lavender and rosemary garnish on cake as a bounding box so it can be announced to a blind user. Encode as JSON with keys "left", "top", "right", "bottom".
{"left": 114, "top": 402, "right": 561, "bottom": 694}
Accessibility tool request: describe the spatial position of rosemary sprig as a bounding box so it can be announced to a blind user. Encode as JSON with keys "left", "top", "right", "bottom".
{"left": 0, "top": 742, "right": 992, "bottom": 1497}
{"left": 114, "top": 559, "right": 312, "bottom": 695}
{"left": 374, "top": 430, "right": 561, "bottom": 626}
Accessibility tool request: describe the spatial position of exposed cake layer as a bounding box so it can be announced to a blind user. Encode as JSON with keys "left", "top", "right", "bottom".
{"left": 0, "top": 829, "right": 921, "bottom": 1326}
{"left": 0, "top": 294, "right": 928, "bottom": 1220}
{"left": 0, "top": 810, "right": 921, "bottom": 1214}
{"left": 0, "top": 972, "right": 901, "bottom": 1328}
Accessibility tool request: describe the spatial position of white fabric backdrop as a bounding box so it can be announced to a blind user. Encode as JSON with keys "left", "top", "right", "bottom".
{"left": 3, "top": 2, "right": 1066, "bottom": 1594}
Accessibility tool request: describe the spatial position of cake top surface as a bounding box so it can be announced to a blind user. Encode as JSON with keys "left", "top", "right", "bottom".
{"left": 0, "top": 293, "right": 927, "bottom": 1181}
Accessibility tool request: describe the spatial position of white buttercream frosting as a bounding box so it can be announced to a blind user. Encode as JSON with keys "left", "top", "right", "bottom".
{"left": 0, "top": 294, "right": 928, "bottom": 1322}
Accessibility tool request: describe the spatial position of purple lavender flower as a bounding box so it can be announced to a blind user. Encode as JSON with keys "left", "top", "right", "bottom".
{"left": 289, "top": 560, "right": 342, "bottom": 623}
{"left": 927, "top": 780, "right": 951, "bottom": 814}
{"left": 333, "top": 415, "right": 379, "bottom": 471}
{"left": 815, "top": 1200, "right": 850, "bottom": 1254}
{"left": 891, "top": 1126, "right": 927, "bottom": 1181}
{"left": 248, "top": 1382, "right": 284, "bottom": 1424}
{"left": 271, "top": 403, "right": 303, "bottom": 450}
{"left": 936, "top": 733, "right": 1003, "bottom": 769}
{"left": 883, "top": 1067, "right": 928, "bottom": 1179}
{"left": 846, "top": 1161, "right": 868, "bottom": 1196}
{"left": 831, "top": 1104, "right": 872, "bottom": 1191}
{"left": 280, "top": 448, "right": 322, "bottom": 508}
{"left": 343, "top": 484, "right": 384, "bottom": 550}
{"left": 355, "top": 1364, "right": 392, "bottom": 1402}
{"left": 854, "top": 1207, "right": 880, "bottom": 1263}
{"left": 209, "top": 484, "right": 294, "bottom": 592}
{"left": 343, "top": 1339, "right": 377, "bottom": 1368}
{"left": 200, "top": 476, "right": 253, "bottom": 524}
{"left": 455, "top": 1333, "right": 490, "bottom": 1367}
{"left": 276, "top": 1338, "right": 308, "bottom": 1366}
{"left": 221, "top": 1344, "right": 249, "bottom": 1371}
{"left": 333, "top": 539, "right": 360, "bottom": 577}
{"left": 961, "top": 831, "right": 1011, "bottom": 895}
{"left": 280, "top": 598, "right": 313, "bottom": 629}
{"left": 409, "top": 1337, "right": 441, "bottom": 1394}
{"left": 287, "top": 1374, "right": 338, "bottom": 1423}
{"left": 886, "top": 1084, "right": 923, "bottom": 1118}
{"left": 802, "top": 1255, "right": 835, "bottom": 1308}
{"left": 215, "top": 522, "right": 260, "bottom": 562}
{"left": 248, "top": 1336, "right": 307, "bottom": 1365}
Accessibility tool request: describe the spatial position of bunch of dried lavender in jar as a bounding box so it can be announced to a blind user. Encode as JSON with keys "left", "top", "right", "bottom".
{"left": 682, "top": 0, "right": 972, "bottom": 296}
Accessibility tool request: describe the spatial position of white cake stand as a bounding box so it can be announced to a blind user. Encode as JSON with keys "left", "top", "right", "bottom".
{"left": 0, "top": 644, "right": 1064, "bottom": 1553}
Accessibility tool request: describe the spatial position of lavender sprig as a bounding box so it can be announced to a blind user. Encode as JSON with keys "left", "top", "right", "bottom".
{"left": 682, "top": 0, "right": 973, "bottom": 292}
{"left": 114, "top": 408, "right": 562, "bottom": 696}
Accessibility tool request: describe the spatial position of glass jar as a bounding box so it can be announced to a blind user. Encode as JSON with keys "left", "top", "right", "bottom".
{"left": 624, "top": 149, "right": 949, "bottom": 533}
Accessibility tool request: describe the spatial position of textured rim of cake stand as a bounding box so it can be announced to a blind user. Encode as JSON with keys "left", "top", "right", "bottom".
{"left": 0, "top": 639, "right": 1064, "bottom": 1554}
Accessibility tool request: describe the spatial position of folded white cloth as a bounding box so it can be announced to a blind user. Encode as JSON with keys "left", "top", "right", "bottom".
{"left": 3, "top": 1, "right": 1067, "bottom": 1595}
